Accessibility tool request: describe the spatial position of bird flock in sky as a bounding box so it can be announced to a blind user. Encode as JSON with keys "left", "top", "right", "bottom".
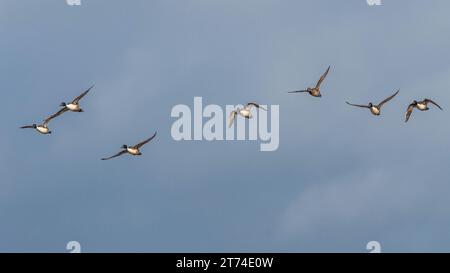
{"left": 20, "top": 84, "right": 157, "bottom": 160}
{"left": 21, "top": 65, "right": 443, "bottom": 159}
{"left": 288, "top": 66, "right": 443, "bottom": 120}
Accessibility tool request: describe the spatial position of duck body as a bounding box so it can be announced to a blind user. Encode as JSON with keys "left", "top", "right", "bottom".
{"left": 126, "top": 147, "right": 142, "bottom": 156}
{"left": 239, "top": 108, "right": 252, "bottom": 118}
{"left": 36, "top": 125, "right": 51, "bottom": 134}
{"left": 65, "top": 103, "right": 82, "bottom": 112}
{"left": 370, "top": 106, "right": 381, "bottom": 116}
{"left": 308, "top": 88, "right": 322, "bottom": 97}
{"left": 416, "top": 102, "right": 428, "bottom": 111}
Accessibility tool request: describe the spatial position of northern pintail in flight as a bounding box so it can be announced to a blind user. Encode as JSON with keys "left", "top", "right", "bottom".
{"left": 405, "top": 99, "right": 443, "bottom": 123}
{"left": 288, "top": 66, "right": 331, "bottom": 98}
{"left": 20, "top": 110, "right": 64, "bottom": 135}
{"left": 58, "top": 85, "right": 94, "bottom": 114}
{"left": 228, "top": 103, "right": 267, "bottom": 128}
{"left": 101, "top": 132, "right": 157, "bottom": 160}
{"left": 346, "top": 89, "right": 400, "bottom": 116}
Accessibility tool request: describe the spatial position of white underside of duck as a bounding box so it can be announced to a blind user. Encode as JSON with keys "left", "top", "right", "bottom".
{"left": 240, "top": 109, "right": 252, "bottom": 118}
{"left": 37, "top": 126, "right": 49, "bottom": 134}
{"left": 370, "top": 107, "right": 380, "bottom": 115}
{"left": 417, "top": 103, "right": 427, "bottom": 110}
{"left": 127, "top": 148, "right": 140, "bottom": 155}
{"left": 66, "top": 103, "right": 80, "bottom": 111}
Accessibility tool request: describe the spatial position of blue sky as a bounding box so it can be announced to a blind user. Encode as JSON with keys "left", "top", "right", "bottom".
{"left": 1, "top": 0, "right": 450, "bottom": 252}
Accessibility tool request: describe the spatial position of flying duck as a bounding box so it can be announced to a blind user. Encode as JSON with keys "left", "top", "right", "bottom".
{"left": 288, "top": 66, "right": 331, "bottom": 98}
{"left": 101, "top": 131, "right": 157, "bottom": 160}
{"left": 20, "top": 110, "right": 64, "bottom": 135}
{"left": 346, "top": 89, "right": 400, "bottom": 116}
{"left": 58, "top": 85, "right": 94, "bottom": 114}
{"left": 228, "top": 103, "right": 267, "bottom": 128}
{"left": 405, "top": 99, "right": 443, "bottom": 123}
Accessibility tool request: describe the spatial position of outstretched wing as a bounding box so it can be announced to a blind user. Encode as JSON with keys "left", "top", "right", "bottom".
{"left": 377, "top": 89, "right": 399, "bottom": 109}
{"left": 72, "top": 84, "right": 94, "bottom": 104}
{"left": 133, "top": 131, "right": 157, "bottom": 149}
{"left": 20, "top": 124, "right": 35, "bottom": 129}
{"left": 315, "top": 65, "right": 331, "bottom": 89}
{"left": 246, "top": 102, "right": 267, "bottom": 111}
{"left": 288, "top": 90, "right": 308, "bottom": 93}
{"left": 228, "top": 111, "right": 237, "bottom": 128}
{"left": 346, "top": 102, "right": 370, "bottom": 109}
{"left": 101, "top": 150, "right": 127, "bottom": 161}
{"left": 424, "top": 99, "right": 443, "bottom": 110}
{"left": 43, "top": 108, "right": 67, "bottom": 126}
{"left": 405, "top": 103, "right": 415, "bottom": 123}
